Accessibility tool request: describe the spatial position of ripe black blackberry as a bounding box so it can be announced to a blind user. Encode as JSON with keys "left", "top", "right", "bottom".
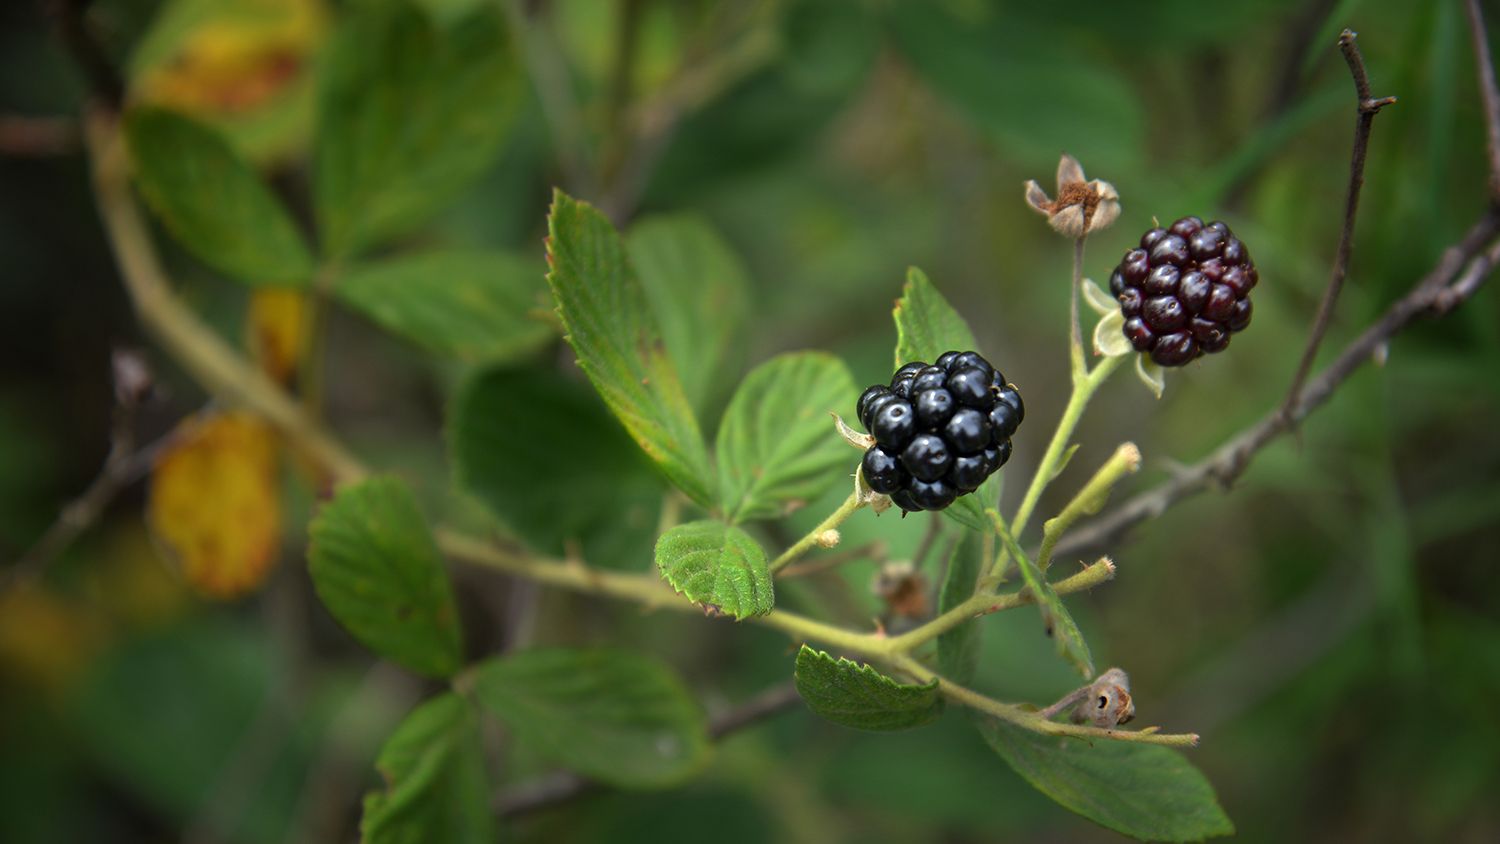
{"left": 856, "top": 350, "right": 1022, "bottom": 512}
{"left": 1109, "top": 216, "right": 1258, "bottom": 367}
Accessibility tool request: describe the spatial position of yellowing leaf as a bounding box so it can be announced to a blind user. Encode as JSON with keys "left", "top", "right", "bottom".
{"left": 130, "top": 0, "right": 329, "bottom": 162}
{"left": 148, "top": 411, "right": 281, "bottom": 599}
{"left": 247, "top": 287, "right": 309, "bottom": 384}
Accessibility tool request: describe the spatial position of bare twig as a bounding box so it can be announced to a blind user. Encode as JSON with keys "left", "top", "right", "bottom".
{"left": 1280, "top": 30, "right": 1397, "bottom": 419}
{"left": 1465, "top": 0, "right": 1500, "bottom": 197}
{"left": 0, "top": 114, "right": 77, "bottom": 157}
{"left": 493, "top": 681, "right": 802, "bottom": 818}
{"left": 1055, "top": 214, "right": 1500, "bottom": 560}
{"left": 4, "top": 350, "right": 176, "bottom": 593}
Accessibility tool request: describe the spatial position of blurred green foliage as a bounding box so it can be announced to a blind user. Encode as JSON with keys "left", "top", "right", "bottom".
{"left": 2, "top": 0, "right": 1499, "bottom": 841}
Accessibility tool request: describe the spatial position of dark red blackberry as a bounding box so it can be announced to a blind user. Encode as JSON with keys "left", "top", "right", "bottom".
{"left": 1109, "top": 216, "right": 1258, "bottom": 367}
{"left": 857, "top": 352, "right": 1021, "bottom": 512}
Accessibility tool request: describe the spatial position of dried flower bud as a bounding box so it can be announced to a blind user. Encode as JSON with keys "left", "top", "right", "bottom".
{"left": 871, "top": 561, "right": 929, "bottom": 620}
{"left": 1025, "top": 153, "right": 1120, "bottom": 238}
{"left": 1075, "top": 667, "right": 1135, "bottom": 729}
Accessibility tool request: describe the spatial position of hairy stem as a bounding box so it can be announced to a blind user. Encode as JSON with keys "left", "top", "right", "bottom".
{"left": 891, "top": 655, "right": 1198, "bottom": 747}
{"left": 1069, "top": 237, "right": 1087, "bottom": 377}
{"left": 1010, "top": 352, "right": 1126, "bottom": 539}
{"left": 885, "top": 558, "right": 1116, "bottom": 653}
{"left": 769, "top": 491, "right": 863, "bottom": 574}
{"left": 1035, "top": 443, "right": 1140, "bottom": 572}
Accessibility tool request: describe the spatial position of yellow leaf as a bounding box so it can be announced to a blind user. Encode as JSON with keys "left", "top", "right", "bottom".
{"left": 130, "top": 0, "right": 329, "bottom": 161}
{"left": 148, "top": 411, "right": 282, "bottom": 599}
{"left": 247, "top": 287, "right": 310, "bottom": 384}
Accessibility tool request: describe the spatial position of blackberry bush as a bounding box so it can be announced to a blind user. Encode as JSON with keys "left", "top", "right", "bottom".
{"left": 1108, "top": 216, "right": 1258, "bottom": 367}
{"left": 856, "top": 351, "right": 1023, "bottom": 512}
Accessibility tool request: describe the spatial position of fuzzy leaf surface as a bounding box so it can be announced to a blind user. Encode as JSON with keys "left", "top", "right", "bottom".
{"left": 314, "top": 0, "right": 520, "bottom": 257}
{"left": 546, "top": 190, "right": 716, "bottom": 506}
{"left": 472, "top": 648, "right": 709, "bottom": 789}
{"left": 977, "top": 717, "right": 1232, "bottom": 842}
{"left": 125, "top": 107, "right": 313, "bottom": 286}
{"left": 654, "top": 520, "right": 773, "bottom": 618}
{"left": 361, "top": 694, "right": 494, "bottom": 844}
{"left": 336, "top": 250, "right": 552, "bottom": 363}
{"left": 450, "top": 367, "right": 660, "bottom": 569}
{"left": 628, "top": 214, "right": 753, "bottom": 418}
{"left": 717, "top": 352, "right": 857, "bottom": 523}
{"left": 793, "top": 645, "right": 943, "bottom": 731}
{"left": 308, "top": 477, "right": 463, "bottom": 677}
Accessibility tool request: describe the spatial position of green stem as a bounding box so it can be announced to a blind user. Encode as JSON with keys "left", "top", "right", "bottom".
{"left": 1034, "top": 442, "right": 1140, "bottom": 572}
{"left": 769, "top": 491, "right": 863, "bottom": 574}
{"left": 1069, "top": 237, "right": 1087, "bottom": 378}
{"left": 1010, "top": 352, "right": 1126, "bottom": 539}
{"left": 893, "top": 655, "right": 1198, "bottom": 747}
{"left": 885, "top": 558, "right": 1116, "bottom": 653}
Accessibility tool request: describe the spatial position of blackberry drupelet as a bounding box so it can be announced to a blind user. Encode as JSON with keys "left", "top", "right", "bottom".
{"left": 857, "top": 350, "right": 1023, "bottom": 512}
{"left": 1109, "top": 216, "right": 1258, "bottom": 367}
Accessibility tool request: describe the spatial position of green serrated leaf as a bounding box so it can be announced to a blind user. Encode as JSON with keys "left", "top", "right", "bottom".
{"left": 472, "top": 648, "right": 710, "bottom": 789}
{"left": 627, "top": 214, "right": 753, "bottom": 419}
{"left": 336, "top": 250, "right": 552, "bottom": 363}
{"left": 654, "top": 521, "right": 773, "bottom": 618}
{"left": 717, "top": 352, "right": 857, "bottom": 523}
{"left": 361, "top": 694, "right": 494, "bottom": 844}
{"left": 308, "top": 477, "right": 464, "bottom": 678}
{"left": 937, "top": 533, "right": 982, "bottom": 684}
{"left": 976, "top": 717, "right": 1233, "bottom": 842}
{"left": 793, "top": 645, "right": 943, "bottom": 731}
{"left": 546, "top": 190, "right": 717, "bottom": 506}
{"left": 125, "top": 107, "right": 314, "bottom": 286}
{"left": 893, "top": 266, "right": 980, "bottom": 370}
{"left": 997, "top": 522, "right": 1094, "bottom": 678}
{"left": 314, "top": 0, "right": 521, "bottom": 257}
{"left": 449, "top": 367, "right": 660, "bottom": 569}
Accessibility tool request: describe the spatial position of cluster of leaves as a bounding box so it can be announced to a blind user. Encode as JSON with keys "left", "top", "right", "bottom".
{"left": 119, "top": 1, "right": 1236, "bottom": 841}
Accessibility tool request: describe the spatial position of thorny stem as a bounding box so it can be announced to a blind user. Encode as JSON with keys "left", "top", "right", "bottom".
{"left": 1009, "top": 352, "right": 1127, "bottom": 541}
{"left": 1280, "top": 29, "right": 1396, "bottom": 420}
{"left": 768, "top": 491, "right": 863, "bottom": 574}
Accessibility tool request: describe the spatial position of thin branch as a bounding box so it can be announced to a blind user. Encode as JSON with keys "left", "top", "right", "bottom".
{"left": 776, "top": 540, "right": 886, "bottom": 580}
{"left": 1465, "top": 0, "right": 1500, "bottom": 197}
{"left": 493, "top": 681, "right": 802, "bottom": 818}
{"left": 1280, "top": 29, "right": 1397, "bottom": 418}
{"left": 85, "top": 108, "right": 368, "bottom": 486}
{"left": 1054, "top": 214, "right": 1500, "bottom": 560}
{"left": 0, "top": 114, "right": 77, "bottom": 157}
{"left": 4, "top": 349, "right": 178, "bottom": 593}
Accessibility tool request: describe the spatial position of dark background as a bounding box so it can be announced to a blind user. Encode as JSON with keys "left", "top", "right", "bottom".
{"left": 2, "top": 0, "right": 1498, "bottom": 841}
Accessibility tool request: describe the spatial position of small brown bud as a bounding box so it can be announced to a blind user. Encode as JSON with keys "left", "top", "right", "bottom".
{"left": 871, "top": 561, "right": 929, "bottom": 620}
